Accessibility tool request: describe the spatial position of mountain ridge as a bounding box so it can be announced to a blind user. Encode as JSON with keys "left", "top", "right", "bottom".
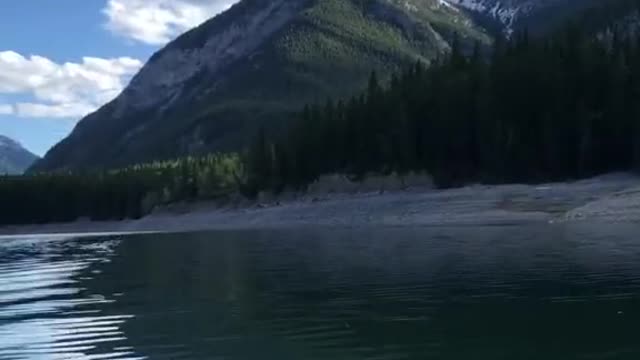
{"left": 31, "top": 0, "right": 638, "bottom": 172}
{"left": 33, "top": 0, "right": 488, "bottom": 171}
{"left": 0, "top": 135, "right": 39, "bottom": 175}
{"left": 445, "top": 0, "right": 609, "bottom": 35}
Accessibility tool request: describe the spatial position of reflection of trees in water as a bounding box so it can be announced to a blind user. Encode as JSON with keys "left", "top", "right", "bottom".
{"left": 81, "top": 226, "right": 640, "bottom": 359}
{"left": 80, "top": 229, "right": 454, "bottom": 358}
{"left": 80, "top": 228, "right": 525, "bottom": 359}
{"left": 81, "top": 231, "right": 265, "bottom": 359}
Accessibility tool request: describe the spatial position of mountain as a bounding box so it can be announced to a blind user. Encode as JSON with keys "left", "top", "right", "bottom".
{"left": 0, "top": 136, "right": 39, "bottom": 175}
{"left": 32, "top": 0, "right": 489, "bottom": 171}
{"left": 32, "top": 0, "right": 638, "bottom": 172}
{"left": 445, "top": 0, "right": 609, "bottom": 35}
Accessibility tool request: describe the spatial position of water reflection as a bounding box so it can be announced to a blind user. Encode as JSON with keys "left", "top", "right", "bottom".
{"left": 2, "top": 224, "right": 640, "bottom": 359}
{"left": 0, "top": 235, "right": 139, "bottom": 359}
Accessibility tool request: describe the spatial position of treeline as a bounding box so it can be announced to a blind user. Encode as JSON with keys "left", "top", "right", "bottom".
{"left": 0, "top": 154, "right": 243, "bottom": 225}
{"left": 246, "top": 24, "right": 640, "bottom": 191}
{"left": 4, "top": 15, "right": 640, "bottom": 226}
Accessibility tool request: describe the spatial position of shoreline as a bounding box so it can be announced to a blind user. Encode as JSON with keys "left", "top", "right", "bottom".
{"left": 2, "top": 173, "right": 639, "bottom": 237}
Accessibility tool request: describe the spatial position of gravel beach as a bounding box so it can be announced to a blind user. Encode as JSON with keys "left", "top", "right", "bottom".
{"left": 1, "top": 173, "right": 639, "bottom": 237}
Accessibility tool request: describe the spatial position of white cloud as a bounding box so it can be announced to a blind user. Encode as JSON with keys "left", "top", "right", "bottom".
{"left": 0, "top": 1, "right": 238, "bottom": 119}
{"left": 0, "top": 51, "right": 143, "bottom": 119}
{"left": 0, "top": 104, "right": 13, "bottom": 115}
{"left": 103, "top": 0, "right": 237, "bottom": 45}
{"left": 15, "top": 103, "right": 96, "bottom": 119}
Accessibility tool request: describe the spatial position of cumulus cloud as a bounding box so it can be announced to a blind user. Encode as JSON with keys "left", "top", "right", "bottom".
{"left": 103, "top": 0, "right": 237, "bottom": 45}
{"left": 0, "top": 1, "right": 239, "bottom": 119}
{"left": 0, "top": 51, "right": 142, "bottom": 119}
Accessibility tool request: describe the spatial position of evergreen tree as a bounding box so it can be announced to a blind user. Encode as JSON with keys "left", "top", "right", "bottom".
{"left": 246, "top": 21, "right": 640, "bottom": 192}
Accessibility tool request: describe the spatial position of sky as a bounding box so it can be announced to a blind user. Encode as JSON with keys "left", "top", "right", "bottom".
{"left": 0, "top": 0, "right": 237, "bottom": 156}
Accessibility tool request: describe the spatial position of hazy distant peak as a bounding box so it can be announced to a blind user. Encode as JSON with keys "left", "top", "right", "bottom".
{"left": 0, "top": 135, "right": 39, "bottom": 175}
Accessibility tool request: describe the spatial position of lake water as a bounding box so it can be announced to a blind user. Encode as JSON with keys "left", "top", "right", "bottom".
{"left": 1, "top": 225, "right": 640, "bottom": 359}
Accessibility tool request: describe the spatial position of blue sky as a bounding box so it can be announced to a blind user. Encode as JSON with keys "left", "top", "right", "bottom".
{"left": 0, "top": 0, "right": 234, "bottom": 156}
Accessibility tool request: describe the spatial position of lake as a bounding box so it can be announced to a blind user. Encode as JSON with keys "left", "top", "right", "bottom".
{"left": 1, "top": 224, "right": 639, "bottom": 359}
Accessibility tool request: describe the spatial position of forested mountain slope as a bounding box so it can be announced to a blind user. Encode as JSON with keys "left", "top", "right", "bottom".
{"left": 32, "top": 0, "right": 640, "bottom": 172}
{"left": 246, "top": 11, "right": 640, "bottom": 190}
{"left": 6, "top": 0, "right": 640, "bottom": 225}
{"left": 32, "top": 0, "right": 487, "bottom": 171}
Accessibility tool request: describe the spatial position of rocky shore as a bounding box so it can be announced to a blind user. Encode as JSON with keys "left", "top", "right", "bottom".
{"left": 1, "top": 173, "right": 639, "bottom": 237}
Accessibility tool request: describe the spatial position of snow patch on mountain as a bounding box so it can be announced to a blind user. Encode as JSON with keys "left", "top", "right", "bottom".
{"left": 444, "top": 0, "right": 538, "bottom": 34}
{"left": 436, "top": 0, "right": 458, "bottom": 11}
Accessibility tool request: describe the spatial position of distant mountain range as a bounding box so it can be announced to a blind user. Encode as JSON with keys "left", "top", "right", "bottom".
{"left": 0, "top": 135, "right": 39, "bottom": 175}
{"left": 32, "top": 0, "right": 639, "bottom": 172}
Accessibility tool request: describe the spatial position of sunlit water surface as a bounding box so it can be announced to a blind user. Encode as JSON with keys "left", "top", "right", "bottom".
{"left": 1, "top": 225, "right": 640, "bottom": 359}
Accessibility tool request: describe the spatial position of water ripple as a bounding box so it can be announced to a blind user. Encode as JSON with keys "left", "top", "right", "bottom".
{"left": 2, "top": 226, "right": 640, "bottom": 358}
{"left": 0, "top": 236, "right": 138, "bottom": 360}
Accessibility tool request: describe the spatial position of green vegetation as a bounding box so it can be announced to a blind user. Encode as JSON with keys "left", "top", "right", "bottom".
{"left": 0, "top": 154, "right": 243, "bottom": 226}
{"left": 4, "top": 1, "right": 640, "bottom": 226}
{"left": 247, "top": 23, "right": 640, "bottom": 190}
{"left": 32, "top": 0, "right": 487, "bottom": 171}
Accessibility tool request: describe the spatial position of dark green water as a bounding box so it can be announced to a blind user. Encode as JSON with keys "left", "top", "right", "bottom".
{"left": 1, "top": 225, "right": 640, "bottom": 359}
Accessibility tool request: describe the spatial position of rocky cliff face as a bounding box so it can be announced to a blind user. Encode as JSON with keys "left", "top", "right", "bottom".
{"left": 446, "top": 0, "right": 607, "bottom": 34}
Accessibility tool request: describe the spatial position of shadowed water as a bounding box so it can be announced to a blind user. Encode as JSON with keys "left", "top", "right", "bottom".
{"left": 1, "top": 224, "right": 640, "bottom": 359}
